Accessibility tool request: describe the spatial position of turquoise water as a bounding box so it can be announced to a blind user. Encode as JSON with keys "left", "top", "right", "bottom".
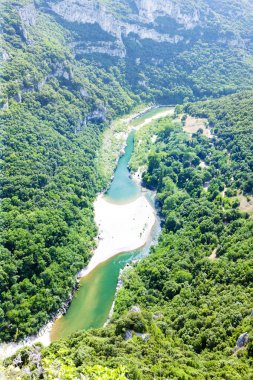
{"left": 105, "top": 132, "right": 141, "bottom": 203}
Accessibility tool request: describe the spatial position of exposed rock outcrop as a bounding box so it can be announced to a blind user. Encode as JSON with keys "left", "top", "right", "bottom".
{"left": 124, "top": 330, "right": 133, "bottom": 341}
{"left": 130, "top": 305, "right": 141, "bottom": 313}
{"left": 135, "top": 332, "right": 150, "bottom": 341}
{"left": 47, "top": 0, "right": 194, "bottom": 57}
{"left": 19, "top": 3, "right": 37, "bottom": 27}
{"left": 135, "top": 0, "right": 200, "bottom": 29}
{"left": 74, "top": 41, "right": 126, "bottom": 58}
{"left": 2, "top": 50, "right": 10, "bottom": 61}
{"left": 87, "top": 105, "right": 107, "bottom": 123}
{"left": 41, "top": 0, "right": 248, "bottom": 58}
{"left": 124, "top": 329, "right": 149, "bottom": 342}
{"left": 236, "top": 332, "right": 249, "bottom": 348}
{"left": 18, "top": 3, "right": 37, "bottom": 42}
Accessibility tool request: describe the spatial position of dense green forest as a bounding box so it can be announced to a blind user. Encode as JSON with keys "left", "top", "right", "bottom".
{"left": 27, "top": 0, "right": 253, "bottom": 103}
{"left": 1, "top": 0, "right": 253, "bottom": 378}
{"left": 4, "top": 91, "right": 253, "bottom": 379}
{"left": 184, "top": 92, "right": 253, "bottom": 195}
{"left": 0, "top": 1, "right": 138, "bottom": 342}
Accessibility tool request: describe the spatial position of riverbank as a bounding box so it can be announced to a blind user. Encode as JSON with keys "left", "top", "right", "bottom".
{"left": 78, "top": 194, "right": 156, "bottom": 278}
{"left": 97, "top": 105, "right": 174, "bottom": 183}
{"left": 0, "top": 323, "right": 51, "bottom": 360}
{"left": 0, "top": 193, "right": 155, "bottom": 357}
{"left": 50, "top": 124, "right": 159, "bottom": 341}
{"left": 0, "top": 105, "right": 166, "bottom": 359}
{"left": 131, "top": 107, "right": 175, "bottom": 131}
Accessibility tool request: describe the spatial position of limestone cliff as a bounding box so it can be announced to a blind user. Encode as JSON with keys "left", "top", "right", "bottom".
{"left": 43, "top": 0, "right": 252, "bottom": 58}
{"left": 5, "top": 0, "right": 253, "bottom": 105}
{"left": 46, "top": 0, "right": 201, "bottom": 57}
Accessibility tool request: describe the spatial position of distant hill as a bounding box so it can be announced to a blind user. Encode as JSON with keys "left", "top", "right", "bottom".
{"left": 40, "top": 0, "right": 253, "bottom": 102}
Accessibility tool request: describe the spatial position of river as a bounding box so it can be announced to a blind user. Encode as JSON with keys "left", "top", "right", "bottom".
{"left": 0, "top": 106, "right": 173, "bottom": 359}
{"left": 50, "top": 129, "right": 161, "bottom": 341}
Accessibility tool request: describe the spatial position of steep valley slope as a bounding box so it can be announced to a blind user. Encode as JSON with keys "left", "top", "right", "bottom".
{"left": 1, "top": 0, "right": 253, "bottom": 379}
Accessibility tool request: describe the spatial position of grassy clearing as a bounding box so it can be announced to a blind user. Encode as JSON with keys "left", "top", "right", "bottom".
{"left": 238, "top": 193, "right": 253, "bottom": 215}
{"left": 177, "top": 115, "right": 212, "bottom": 138}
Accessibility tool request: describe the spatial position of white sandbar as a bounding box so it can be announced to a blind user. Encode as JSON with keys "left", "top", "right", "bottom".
{"left": 0, "top": 107, "right": 161, "bottom": 360}
{"left": 78, "top": 193, "right": 156, "bottom": 277}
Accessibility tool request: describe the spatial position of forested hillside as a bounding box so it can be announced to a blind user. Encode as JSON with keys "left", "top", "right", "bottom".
{"left": 3, "top": 0, "right": 253, "bottom": 343}
{"left": 41, "top": 0, "right": 253, "bottom": 102}
{"left": 184, "top": 91, "right": 253, "bottom": 195}
{"left": 0, "top": 0, "right": 138, "bottom": 342}
{"left": 4, "top": 91, "right": 253, "bottom": 379}
{"left": 1, "top": 0, "right": 253, "bottom": 378}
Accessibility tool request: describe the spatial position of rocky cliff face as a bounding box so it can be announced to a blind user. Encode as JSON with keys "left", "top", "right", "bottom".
{"left": 8, "top": 0, "right": 253, "bottom": 105}
{"left": 43, "top": 0, "right": 253, "bottom": 59}
{"left": 46, "top": 0, "right": 201, "bottom": 57}
{"left": 135, "top": 0, "right": 200, "bottom": 28}
{"left": 50, "top": 0, "right": 201, "bottom": 31}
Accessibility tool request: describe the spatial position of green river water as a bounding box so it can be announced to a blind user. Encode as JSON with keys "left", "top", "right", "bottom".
{"left": 105, "top": 132, "right": 140, "bottom": 203}
{"left": 50, "top": 110, "right": 163, "bottom": 341}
